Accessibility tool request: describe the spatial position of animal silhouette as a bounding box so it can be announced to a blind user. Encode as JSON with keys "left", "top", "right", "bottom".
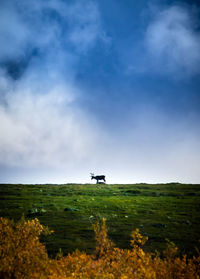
{"left": 90, "top": 173, "right": 106, "bottom": 184}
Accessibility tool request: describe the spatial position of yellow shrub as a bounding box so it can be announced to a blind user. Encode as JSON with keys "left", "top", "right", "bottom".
{"left": 0, "top": 217, "right": 52, "bottom": 278}
{"left": 0, "top": 217, "right": 199, "bottom": 279}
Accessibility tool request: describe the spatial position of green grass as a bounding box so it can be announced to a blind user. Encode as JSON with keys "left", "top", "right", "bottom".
{"left": 0, "top": 183, "right": 200, "bottom": 257}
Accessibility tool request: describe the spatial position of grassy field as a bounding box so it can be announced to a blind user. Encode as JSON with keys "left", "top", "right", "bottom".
{"left": 0, "top": 183, "right": 199, "bottom": 257}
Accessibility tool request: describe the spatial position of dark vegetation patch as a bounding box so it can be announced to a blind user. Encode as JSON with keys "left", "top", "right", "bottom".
{"left": 0, "top": 183, "right": 199, "bottom": 257}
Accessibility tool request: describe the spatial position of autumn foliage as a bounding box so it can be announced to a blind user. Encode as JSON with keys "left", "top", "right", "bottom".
{"left": 0, "top": 217, "right": 199, "bottom": 279}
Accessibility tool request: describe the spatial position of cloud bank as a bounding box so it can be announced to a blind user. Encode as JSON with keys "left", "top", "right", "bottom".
{"left": 146, "top": 4, "right": 200, "bottom": 76}
{"left": 0, "top": 0, "right": 109, "bottom": 182}
{"left": 0, "top": 0, "right": 200, "bottom": 184}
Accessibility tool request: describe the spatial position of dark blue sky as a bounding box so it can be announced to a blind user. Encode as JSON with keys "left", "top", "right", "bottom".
{"left": 0, "top": 0, "right": 200, "bottom": 183}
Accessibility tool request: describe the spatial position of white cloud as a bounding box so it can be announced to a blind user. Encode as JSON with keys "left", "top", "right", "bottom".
{"left": 0, "top": 0, "right": 108, "bottom": 175}
{"left": 67, "top": 1, "right": 109, "bottom": 53}
{"left": 0, "top": 0, "right": 109, "bottom": 61}
{"left": 0, "top": 2, "right": 30, "bottom": 60}
{"left": 146, "top": 5, "right": 200, "bottom": 76}
{"left": 0, "top": 76, "right": 100, "bottom": 168}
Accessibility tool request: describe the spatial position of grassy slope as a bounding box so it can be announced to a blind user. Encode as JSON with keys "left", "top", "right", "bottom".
{"left": 0, "top": 183, "right": 199, "bottom": 257}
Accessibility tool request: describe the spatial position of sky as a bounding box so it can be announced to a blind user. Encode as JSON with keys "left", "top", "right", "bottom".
{"left": 0, "top": 0, "right": 200, "bottom": 184}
